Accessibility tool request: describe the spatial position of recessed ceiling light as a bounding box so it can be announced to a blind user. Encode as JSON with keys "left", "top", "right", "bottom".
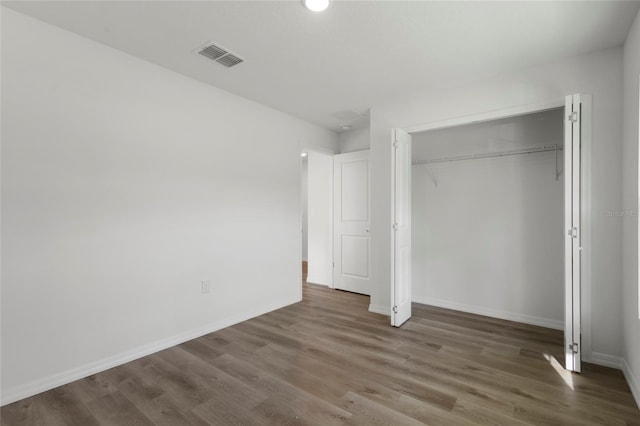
{"left": 304, "top": 0, "right": 329, "bottom": 12}
{"left": 301, "top": 152, "right": 308, "bottom": 157}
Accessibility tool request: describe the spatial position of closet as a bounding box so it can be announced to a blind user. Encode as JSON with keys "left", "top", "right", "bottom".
{"left": 411, "top": 108, "right": 565, "bottom": 330}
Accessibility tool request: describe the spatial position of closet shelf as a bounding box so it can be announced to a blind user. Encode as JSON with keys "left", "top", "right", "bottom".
{"left": 412, "top": 144, "right": 564, "bottom": 165}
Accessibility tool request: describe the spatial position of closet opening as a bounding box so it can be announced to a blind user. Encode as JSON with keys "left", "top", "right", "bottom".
{"left": 411, "top": 107, "right": 566, "bottom": 361}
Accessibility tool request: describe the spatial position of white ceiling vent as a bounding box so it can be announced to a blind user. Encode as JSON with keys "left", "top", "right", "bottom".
{"left": 196, "top": 41, "right": 244, "bottom": 68}
{"left": 331, "top": 109, "right": 369, "bottom": 122}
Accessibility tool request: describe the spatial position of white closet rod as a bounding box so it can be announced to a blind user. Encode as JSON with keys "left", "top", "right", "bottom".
{"left": 412, "top": 144, "right": 564, "bottom": 165}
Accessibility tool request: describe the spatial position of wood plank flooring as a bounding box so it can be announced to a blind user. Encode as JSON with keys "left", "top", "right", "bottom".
{"left": 2, "top": 282, "right": 639, "bottom": 425}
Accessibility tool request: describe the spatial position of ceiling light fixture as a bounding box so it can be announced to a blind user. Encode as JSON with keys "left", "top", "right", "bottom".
{"left": 301, "top": 152, "right": 308, "bottom": 157}
{"left": 304, "top": 0, "right": 329, "bottom": 12}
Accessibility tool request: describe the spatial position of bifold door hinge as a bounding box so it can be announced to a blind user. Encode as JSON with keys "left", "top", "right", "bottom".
{"left": 392, "top": 306, "right": 398, "bottom": 314}
{"left": 568, "top": 227, "right": 578, "bottom": 238}
{"left": 568, "top": 112, "right": 578, "bottom": 123}
{"left": 392, "top": 223, "right": 398, "bottom": 231}
{"left": 569, "top": 343, "right": 579, "bottom": 353}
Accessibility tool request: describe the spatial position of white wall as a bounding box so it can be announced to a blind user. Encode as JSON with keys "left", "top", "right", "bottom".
{"left": 338, "top": 126, "right": 370, "bottom": 153}
{"left": 412, "top": 152, "right": 564, "bottom": 329}
{"left": 306, "top": 151, "right": 334, "bottom": 286}
{"left": 0, "top": 8, "right": 337, "bottom": 404}
{"left": 370, "top": 47, "right": 624, "bottom": 359}
{"left": 622, "top": 8, "right": 640, "bottom": 407}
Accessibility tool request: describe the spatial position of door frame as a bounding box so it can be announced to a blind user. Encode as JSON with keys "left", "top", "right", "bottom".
{"left": 398, "top": 97, "right": 593, "bottom": 365}
{"left": 300, "top": 145, "right": 336, "bottom": 296}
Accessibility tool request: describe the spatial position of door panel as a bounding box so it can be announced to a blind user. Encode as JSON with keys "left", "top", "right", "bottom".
{"left": 392, "top": 128, "right": 412, "bottom": 327}
{"left": 341, "top": 160, "right": 369, "bottom": 222}
{"left": 564, "top": 94, "right": 582, "bottom": 372}
{"left": 341, "top": 235, "right": 369, "bottom": 278}
{"left": 334, "top": 150, "right": 371, "bottom": 295}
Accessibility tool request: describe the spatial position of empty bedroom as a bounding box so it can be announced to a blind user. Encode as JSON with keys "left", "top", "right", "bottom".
{"left": 2, "top": 1, "right": 640, "bottom": 424}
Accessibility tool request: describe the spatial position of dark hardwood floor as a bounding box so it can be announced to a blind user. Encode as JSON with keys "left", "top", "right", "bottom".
{"left": 2, "top": 282, "right": 639, "bottom": 425}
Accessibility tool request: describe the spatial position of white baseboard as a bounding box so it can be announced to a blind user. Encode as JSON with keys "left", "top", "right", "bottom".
{"left": 0, "top": 297, "right": 300, "bottom": 407}
{"left": 622, "top": 358, "right": 640, "bottom": 409}
{"left": 306, "top": 276, "right": 330, "bottom": 286}
{"left": 412, "top": 296, "right": 564, "bottom": 330}
{"left": 588, "top": 352, "right": 623, "bottom": 369}
{"left": 369, "top": 304, "right": 390, "bottom": 316}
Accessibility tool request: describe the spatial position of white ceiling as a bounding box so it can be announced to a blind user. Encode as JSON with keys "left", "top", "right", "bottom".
{"left": 3, "top": 1, "right": 639, "bottom": 132}
{"left": 412, "top": 108, "right": 563, "bottom": 162}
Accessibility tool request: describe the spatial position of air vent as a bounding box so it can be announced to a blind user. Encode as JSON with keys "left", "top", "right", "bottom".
{"left": 331, "top": 110, "right": 369, "bottom": 122}
{"left": 196, "top": 41, "right": 244, "bottom": 68}
{"left": 199, "top": 44, "right": 227, "bottom": 61}
{"left": 216, "top": 54, "right": 243, "bottom": 68}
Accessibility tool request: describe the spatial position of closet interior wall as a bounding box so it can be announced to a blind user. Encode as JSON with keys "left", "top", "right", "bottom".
{"left": 412, "top": 109, "right": 565, "bottom": 329}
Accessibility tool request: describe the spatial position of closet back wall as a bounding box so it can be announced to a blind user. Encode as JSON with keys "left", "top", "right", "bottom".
{"left": 412, "top": 116, "right": 564, "bottom": 329}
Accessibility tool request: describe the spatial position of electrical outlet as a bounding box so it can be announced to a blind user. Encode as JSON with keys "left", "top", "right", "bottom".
{"left": 201, "top": 280, "right": 211, "bottom": 294}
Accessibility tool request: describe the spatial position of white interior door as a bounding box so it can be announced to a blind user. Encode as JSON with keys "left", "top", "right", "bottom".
{"left": 564, "top": 94, "right": 582, "bottom": 372}
{"left": 392, "top": 129, "right": 412, "bottom": 327}
{"left": 333, "top": 150, "right": 371, "bottom": 294}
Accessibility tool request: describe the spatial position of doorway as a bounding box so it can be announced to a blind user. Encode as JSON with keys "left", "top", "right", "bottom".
{"left": 302, "top": 149, "right": 334, "bottom": 288}
{"left": 301, "top": 152, "right": 308, "bottom": 282}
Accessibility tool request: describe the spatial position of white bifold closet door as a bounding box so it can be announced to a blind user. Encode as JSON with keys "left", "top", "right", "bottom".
{"left": 392, "top": 129, "right": 412, "bottom": 327}
{"left": 333, "top": 150, "right": 371, "bottom": 295}
{"left": 564, "top": 94, "right": 582, "bottom": 372}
